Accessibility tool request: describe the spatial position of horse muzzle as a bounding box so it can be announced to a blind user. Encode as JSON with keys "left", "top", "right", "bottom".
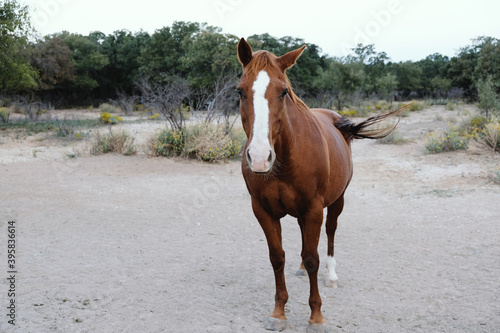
{"left": 246, "top": 147, "right": 275, "bottom": 174}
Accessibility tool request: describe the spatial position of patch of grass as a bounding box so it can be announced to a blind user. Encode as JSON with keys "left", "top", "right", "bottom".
{"left": 90, "top": 129, "right": 136, "bottom": 156}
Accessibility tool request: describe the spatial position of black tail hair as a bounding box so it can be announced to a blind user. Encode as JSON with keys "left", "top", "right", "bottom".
{"left": 334, "top": 103, "right": 412, "bottom": 141}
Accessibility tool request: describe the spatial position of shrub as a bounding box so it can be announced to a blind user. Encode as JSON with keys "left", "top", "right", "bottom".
{"left": 0, "top": 98, "right": 11, "bottom": 107}
{"left": 152, "top": 129, "right": 185, "bottom": 157}
{"left": 90, "top": 129, "right": 136, "bottom": 155}
{"left": 408, "top": 100, "right": 425, "bottom": 111}
{"left": 99, "top": 103, "right": 120, "bottom": 114}
{"left": 99, "top": 112, "right": 123, "bottom": 125}
{"left": 374, "top": 100, "right": 390, "bottom": 111}
{"left": 477, "top": 76, "right": 499, "bottom": 118}
{"left": 425, "top": 126, "right": 468, "bottom": 153}
{"left": 445, "top": 102, "right": 457, "bottom": 111}
{"left": 148, "top": 124, "right": 246, "bottom": 162}
{"left": 0, "top": 107, "right": 10, "bottom": 123}
{"left": 338, "top": 109, "right": 358, "bottom": 117}
{"left": 185, "top": 123, "right": 245, "bottom": 162}
{"left": 469, "top": 120, "right": 500, "bottom": 153}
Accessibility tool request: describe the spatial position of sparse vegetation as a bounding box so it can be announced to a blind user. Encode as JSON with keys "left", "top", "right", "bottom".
{"left": 378, "top": 130, "right": 408, "bottom": 145}
{"left": 0, "top": 107, "right": 10, "bottom": 123}
{"left": 408, "top": 101, "right": 426, "bottom": 111}
{"left": 99, "top": 112, "right": 123, "bottom": 125}
{"left": 425, "top": 126, "right": 468, "bottom": 153}
{"left": 99, "top": 103, "right": 120, "bottom": 115}
{"left": 89, "top": 129, "right": 136, "bottom": 156}
{"left": 148, "top": 123, "right": 245, "bottom": 162}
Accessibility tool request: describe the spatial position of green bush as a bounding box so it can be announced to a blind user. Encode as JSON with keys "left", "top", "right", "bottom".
{"left": 477, "top": 76, "right": 499, "bottom": 118}
{"left": 152, "top": 129, "right": 185, "bottom": 157}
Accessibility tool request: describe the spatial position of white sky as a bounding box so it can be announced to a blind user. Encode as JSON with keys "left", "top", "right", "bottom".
{"left": 23, "top": 0, "right": 500, "bottom": 62}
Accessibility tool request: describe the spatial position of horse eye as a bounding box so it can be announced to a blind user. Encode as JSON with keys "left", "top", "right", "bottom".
{"left": 237, "top": 88, "right": 245, "bottom": 98}
{"left": 280, "top": 88, "right": 289, "bottom": 98}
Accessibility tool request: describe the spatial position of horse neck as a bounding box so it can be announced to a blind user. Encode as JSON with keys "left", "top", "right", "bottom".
{"left": 274, "top": 97, "right": 314, "bottom": 161}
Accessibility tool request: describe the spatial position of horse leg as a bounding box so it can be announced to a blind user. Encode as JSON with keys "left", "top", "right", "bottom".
{"left": 296, "top": 222, "right": 307, "bottom": 276}
{"left": 252, "top": 199, "right": 288, "bottom": 331}
{"left": 300, "top": 204, "right": 326, "bottom": 327}
{"left": 325, "top": 195, "right": 344, "bottom": 288}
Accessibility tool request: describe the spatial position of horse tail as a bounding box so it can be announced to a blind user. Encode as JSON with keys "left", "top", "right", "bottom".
{"left": 334, "top": 103, "right": 412, "bottom": 141}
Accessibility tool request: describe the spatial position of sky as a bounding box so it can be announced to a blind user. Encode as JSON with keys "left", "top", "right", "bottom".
{"left": 22, "top": 0, "right": 500, "bottom": 62}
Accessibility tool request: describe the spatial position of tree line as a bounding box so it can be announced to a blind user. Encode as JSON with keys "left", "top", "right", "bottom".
{"left": 1, "top": 0, "right": 500, "bottom": 110}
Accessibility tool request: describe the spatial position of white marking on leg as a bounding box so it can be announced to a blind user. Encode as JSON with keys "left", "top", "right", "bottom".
{"left": 248, "top": 71, "right": 272, "bottom": 171}
{"left": 327, "top": 256, "right": 338, "bottom": 282}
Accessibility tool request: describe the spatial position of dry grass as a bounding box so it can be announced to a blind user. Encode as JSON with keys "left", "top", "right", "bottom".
{"left": 89, "top": 129, "right": 136, "bottom": 156}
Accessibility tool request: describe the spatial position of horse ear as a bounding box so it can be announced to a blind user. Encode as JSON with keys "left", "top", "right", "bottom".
{"left": 238, "top": 38, "right": 253, "bottom": 68}
{"left": 278, "top": 45, "right": 306, "bottom": 71}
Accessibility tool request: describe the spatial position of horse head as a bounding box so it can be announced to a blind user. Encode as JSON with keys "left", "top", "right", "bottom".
{"left": 237, "top": 38, "right": 306, "bottom": 174}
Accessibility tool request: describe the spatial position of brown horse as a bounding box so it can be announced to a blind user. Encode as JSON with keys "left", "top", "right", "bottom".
{"left": 237, "top": 38, "right": 404, "bottom": 332}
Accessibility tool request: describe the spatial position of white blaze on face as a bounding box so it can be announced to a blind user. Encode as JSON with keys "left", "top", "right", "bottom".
{"left": 248, "top": 70, "right": 273, "bottom": 172}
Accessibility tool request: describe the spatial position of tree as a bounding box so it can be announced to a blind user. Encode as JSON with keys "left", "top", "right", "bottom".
{"left": 391, "top": 61, "right": 423, "bottom": 98}
{"left": 56, "top": 31, "right": 109, "bottom": 91}
{"left": 181, "top": 26, "right": 239, "bottom": 92}
{"left": 448, "top": 44, "right": 480, "bottom": 101}
{"left": 314, "top": 59, "right": 365, "bottom": 110}
{"left": 29, "top": 37, "right": 76, "bottom": 90}
{"left": 475, "top": 36, "right": 500, "bottom": 93}
{"left": 138, "top": 21, "right": 200, "bottom": 83}
{"left": 430, "top": 76, "right": 452, "bottom": 98}
{"left": 99, "top": 30, "right": 150, "bottom": 97}
{"left": 246, "top": 33, "right": 327, "bottom": 97}
{"left": 137, "top": 76, "right": 190, "bottom": 131}
{"left": 477, "top": 76, "right": 499, "bottom": 118}
{"left": 417, "top": 53, "right": 450, "bottom": 97}
{"left": 376, "top": 73, "right": 398, "bottom": 103}
{"left": 0, "top": 0, "right": 38, "bottom": 92}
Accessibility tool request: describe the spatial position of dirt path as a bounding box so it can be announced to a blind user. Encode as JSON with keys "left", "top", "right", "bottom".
{"left": 1, "top": 107, "right": 499, "bottom": 332}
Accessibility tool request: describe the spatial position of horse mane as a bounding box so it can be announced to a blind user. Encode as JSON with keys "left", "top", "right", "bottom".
{"left": 245, "top": 51, "right": 309, "bottom": 113}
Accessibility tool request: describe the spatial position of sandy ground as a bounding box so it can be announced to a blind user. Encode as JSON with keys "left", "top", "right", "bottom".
{"left": 1, "top": 106, "right": 499, "bottom": 333}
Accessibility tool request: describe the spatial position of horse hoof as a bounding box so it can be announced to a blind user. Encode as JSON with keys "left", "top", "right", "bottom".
{"left": 295, "top": 268, "right": 307, "bottom": 276}
{"left": 327, "top": 279, "right": 338, "bottom": 288}
{"left": 307, "top": 323, "right": 328, "bottom": 333}
{"left": 265, "top": 317, "right": 287, "bottom": 331}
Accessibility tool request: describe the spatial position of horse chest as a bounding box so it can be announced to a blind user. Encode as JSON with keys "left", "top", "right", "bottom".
{"left": 254, "top": 180, "right": 310, "bottom": 218}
